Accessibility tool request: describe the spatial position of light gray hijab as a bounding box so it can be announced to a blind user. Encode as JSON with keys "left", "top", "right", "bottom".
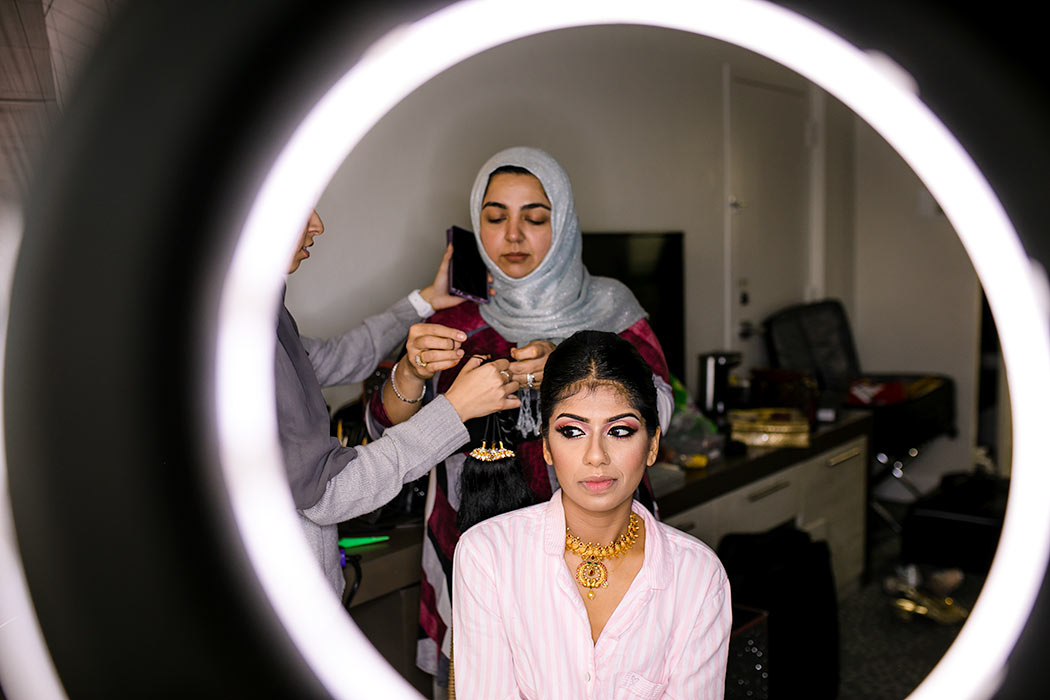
{"left": 468, "top": 147, "right": 646, "bottom": 346}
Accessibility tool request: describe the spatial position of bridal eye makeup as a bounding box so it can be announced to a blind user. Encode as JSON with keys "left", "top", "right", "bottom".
{"left": 552, "top": 413, "right": 643, "bottom": 441}
{"left": 544, "top": 385, "right": 656, "bottom": 485}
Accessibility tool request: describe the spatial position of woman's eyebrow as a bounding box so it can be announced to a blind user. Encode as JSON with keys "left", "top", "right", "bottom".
{"left": 555, "top": 411, "right": 639, "bottom": 424}
{"left": 482, "top": 201, "right": 551, "bottom": 212}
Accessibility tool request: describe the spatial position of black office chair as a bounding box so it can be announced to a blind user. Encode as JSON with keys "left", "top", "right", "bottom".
{"left": 762, "top": 299, "right": 957, "bottom": 531}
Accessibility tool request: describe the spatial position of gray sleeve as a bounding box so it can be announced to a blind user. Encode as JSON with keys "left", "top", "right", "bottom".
{"left": 300, "top": 296, "right": 421, "bottom": 388}
{"left": 300, "top": 394, "right": 468, "bottom": 526}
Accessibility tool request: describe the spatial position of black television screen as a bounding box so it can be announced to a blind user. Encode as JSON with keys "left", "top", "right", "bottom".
{"left": 581, "top": 232, "right": 685, "bottom": 379}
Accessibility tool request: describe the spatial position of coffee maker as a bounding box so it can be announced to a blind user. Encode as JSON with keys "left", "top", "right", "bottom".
{"left": 697, "top": 351, "right": 743, "bottom": 429}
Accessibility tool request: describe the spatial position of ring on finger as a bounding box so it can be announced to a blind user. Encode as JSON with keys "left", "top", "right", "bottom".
{"left": 526, "top": 372, "right": 535, "bottom": 389}
{"left": 415, "top": 352, "right": 428, "bottom": 369}
{"left": 499, "top": 369, "right": 510, "bottom": 383}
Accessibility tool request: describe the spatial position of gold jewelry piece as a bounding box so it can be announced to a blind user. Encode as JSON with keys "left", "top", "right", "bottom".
{"left": 565, "top": 513, "right": 641, "bottom": 599}
{"left": 415, "top": 352, "right": 428, "bottom": 369}
{"left": 389, "top": 360, "right": 425, "bottom": 403}
{"left": 468, "top": 441, "right": 516, "bottom": 461}
{"left": 499, "top": 369, "right": 510, "bottom": 383}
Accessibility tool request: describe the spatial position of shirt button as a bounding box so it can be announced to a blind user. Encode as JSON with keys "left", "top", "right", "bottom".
{"left": 585, "top": 672, "right": 591, "bottom": 682}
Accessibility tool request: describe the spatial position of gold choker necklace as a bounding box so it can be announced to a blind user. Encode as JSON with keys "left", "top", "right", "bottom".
{"left": 565, "top": 513, "right": 641, "bottom": 599}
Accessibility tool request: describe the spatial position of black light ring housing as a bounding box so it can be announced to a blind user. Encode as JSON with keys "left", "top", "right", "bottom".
{"left": 4, "top": 1, "right": 442, "bottom": 695}
{"left": 3, "top": 0, "right": 1048, "bottom": 697}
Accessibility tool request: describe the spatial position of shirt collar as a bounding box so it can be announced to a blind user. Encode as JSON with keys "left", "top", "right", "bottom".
{"left": 543, "top": 489, "right": 672, "bottom": 590}
{"left": 542, "top": 490, "right": 568, "bottom": 555}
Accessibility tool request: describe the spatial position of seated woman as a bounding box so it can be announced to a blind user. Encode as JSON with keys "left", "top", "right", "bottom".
{"left": 367, "top": 146, "right": 673, "bottom": 683}
{"left": 452, "top": 330, "right": 732, "bottom": 699}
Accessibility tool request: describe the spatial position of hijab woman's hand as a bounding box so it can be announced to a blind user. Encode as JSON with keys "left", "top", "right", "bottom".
{"left": 508, "top": 339, "right": 556, "bottom": 390}
{"left": 419, "top": 243, "right": 467, "bottom": 311}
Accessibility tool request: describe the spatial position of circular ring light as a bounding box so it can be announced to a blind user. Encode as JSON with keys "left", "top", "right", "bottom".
{"left": 220, "top": 1, "right": 1050, "bottom": 698}
{"left": 0, "top": 1, "right": 1032, "bottom": 698}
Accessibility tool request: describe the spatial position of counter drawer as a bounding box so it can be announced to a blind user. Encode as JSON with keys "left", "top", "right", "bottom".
{"left": 665, "top": 466, "right": 802, "bottom": 551}
{"left": 713, "top": 467, "right": 802, "bottom": 538}
{"left": 664, "top": 499, "right": 720, "bottom": 549}
{"left": 796, "top": 436, "right": 868, "bottom": 596}
{"left": 799, "top": 437, "right": 867, "bottom": 520}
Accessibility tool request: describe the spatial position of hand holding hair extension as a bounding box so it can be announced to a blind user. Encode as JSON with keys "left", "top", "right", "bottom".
{"left": 444, "top": 355, "right": 520, "bottom": 421}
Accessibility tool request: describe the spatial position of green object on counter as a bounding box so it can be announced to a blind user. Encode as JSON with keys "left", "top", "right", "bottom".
{"left": 338, "top": 535, "right": 390, "bottom": 549}
{"left": 670, "top": 373, "right": 691, "bottom": 411}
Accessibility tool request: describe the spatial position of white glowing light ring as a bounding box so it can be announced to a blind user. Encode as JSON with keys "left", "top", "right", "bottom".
{"left": 217, "top": 1, "right": 1050, "bottom": 698}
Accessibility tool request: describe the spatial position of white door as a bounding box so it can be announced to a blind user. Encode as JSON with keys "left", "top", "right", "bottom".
{"left": 727, "top": 73, "right": 811, "bottom": 373}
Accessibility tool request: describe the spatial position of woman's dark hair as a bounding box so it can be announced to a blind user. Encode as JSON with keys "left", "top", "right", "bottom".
{"left": 540, "top": 330, "right": 659, "bottom": 438}
{"left": 489, "top": 164, "right": 533, "bottom": 178}
{"left": 484, "top": 164, "right": 535, "bottom": 195}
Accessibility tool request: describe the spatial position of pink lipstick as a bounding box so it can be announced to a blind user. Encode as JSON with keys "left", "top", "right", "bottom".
{"left": 581, "top": 478, "right": 615, "bottom": 493}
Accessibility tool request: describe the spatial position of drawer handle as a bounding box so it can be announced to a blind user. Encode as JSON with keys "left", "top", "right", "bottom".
{"left": 827, "top": 447, "right": 862, "bottom": 468}
{"left": 747, "top": 480, "right": 791, "bottom": 502}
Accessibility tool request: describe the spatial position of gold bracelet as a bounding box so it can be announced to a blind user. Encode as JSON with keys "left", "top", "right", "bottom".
{"left": 389, "top": 360, "right": 425, "bottom": 403}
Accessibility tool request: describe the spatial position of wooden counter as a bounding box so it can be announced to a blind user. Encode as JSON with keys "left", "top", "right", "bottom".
{"left": 653, "top": 410, "right": 873, "bottom": 516}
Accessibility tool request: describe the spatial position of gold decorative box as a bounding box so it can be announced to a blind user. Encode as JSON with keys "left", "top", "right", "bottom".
{"left": 728, "top": 408, "right": 811, "bottom": 448}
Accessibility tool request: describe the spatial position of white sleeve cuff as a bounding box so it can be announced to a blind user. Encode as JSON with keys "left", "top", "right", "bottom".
{"left": 654, "top": 374, "right": 674, "bottom": 434}
{"left": 407, "top": 289, "right": 435, "bottom": 319}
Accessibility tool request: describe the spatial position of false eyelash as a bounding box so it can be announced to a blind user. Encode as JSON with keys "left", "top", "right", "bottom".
{"left": 555, "top": 424, "right": 585, "bottom": 439}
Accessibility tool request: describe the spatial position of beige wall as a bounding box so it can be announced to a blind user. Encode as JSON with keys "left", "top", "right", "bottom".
{"left": 852, "top": 120, "right": 980, "bottom": 496}
{"left": 286, "top": 24, "right": 981, "bottom": 491}
{"left": 823, "top": 97, "right": 857, "bottom": 311}
{"left": 288, "top": 25, "right": 743, "bottom": 407}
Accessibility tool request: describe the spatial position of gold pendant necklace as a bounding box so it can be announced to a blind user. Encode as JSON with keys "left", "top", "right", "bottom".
{"left": 565, "top": 513, "right": 640, "bottom": 600}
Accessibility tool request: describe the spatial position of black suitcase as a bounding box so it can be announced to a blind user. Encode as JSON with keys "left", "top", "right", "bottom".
{"left": 718, "top": 524, "right": 839, "bottom": 699}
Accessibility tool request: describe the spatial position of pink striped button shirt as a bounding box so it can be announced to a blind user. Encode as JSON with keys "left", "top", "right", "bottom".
{"left": 452, "top": 490, "right": 732, "bottom": 699}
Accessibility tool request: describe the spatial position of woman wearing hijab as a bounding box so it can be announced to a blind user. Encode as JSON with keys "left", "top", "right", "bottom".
{"left": 367, "top": 147, "right": 673, "bottom": 688}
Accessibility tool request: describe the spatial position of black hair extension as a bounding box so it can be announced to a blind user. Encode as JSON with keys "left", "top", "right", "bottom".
{"left": 456, "top": 398, "right": 536, "bottom": 533}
